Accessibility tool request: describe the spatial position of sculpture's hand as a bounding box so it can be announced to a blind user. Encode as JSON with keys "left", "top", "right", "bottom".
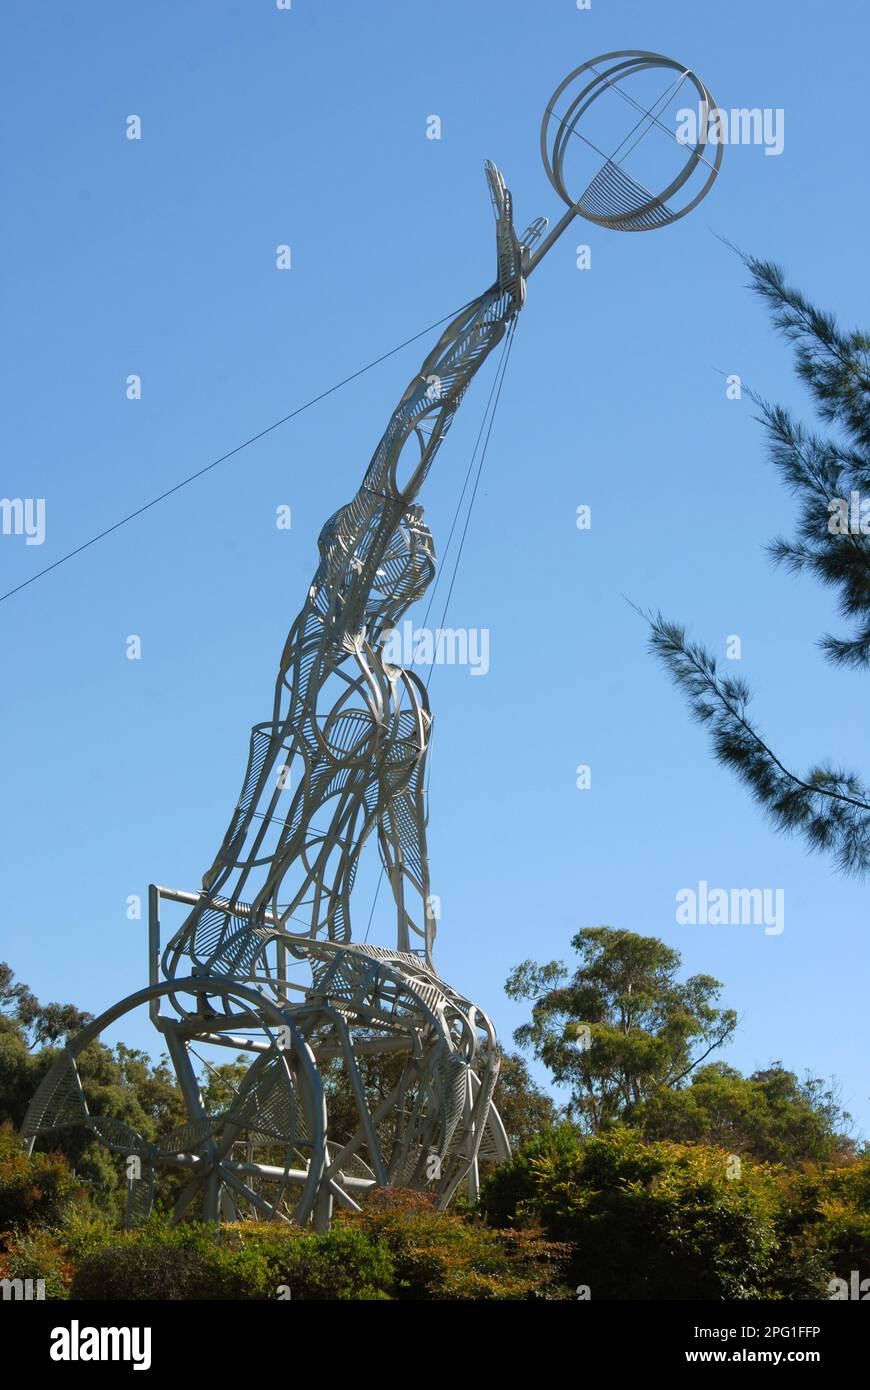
{"left": 485, "top": 160, "right": 524, "bottom": 304}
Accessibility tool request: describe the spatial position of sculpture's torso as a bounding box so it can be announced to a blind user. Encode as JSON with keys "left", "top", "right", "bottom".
{"left": 164, "top": 164, "right": 527, "bottom": 982}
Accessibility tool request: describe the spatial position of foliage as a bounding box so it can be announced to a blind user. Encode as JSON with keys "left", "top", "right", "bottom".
{"left": 72, "top": 1224, "right": 230, "bottom": 1301}
{"left": 313, "top": 1043, "right": 555, "bottom": 1169}
{"left": 318, "top": 1044, "right": 408, "bottom": 1157}
{"left": 0, "top": 1122, "right": 84, "bottom": 1235}
{"left": 1, "top": 1097, "right": 867, "bottom": 1302}
{"left": 65, "top": 1195, "right": 570, "bottom": 1301}
{"left": 629, "top": 1061, "right": 855, "bottom": 1167}
{"left": 482, "top": 1127, "right": 788, "bottom": 1299}
{"left": 1, "top": 954, "right": 866, "bottom": 1302}
{"left": 0, "top": 960, "right": 92, "bottom": 1051}
{"left": 0, "top": 964, "right": 191, "bottom": 1218}
{"left": 346, "top": 1188, "right": 572, "bottom": 1300}
{"left": 506, "top": 928, "right": 736, "bottom": 1132}
{"left": 477, "top": 1123, "right": 582, "bottom": 1230}
{"left": 481, "top": 1125, "right": 870, "bottom": 1301}
{"left": 0, "top": 1126, "right": 86, "bottom": 1299}
{"left": 489, "top": 1051, "right": 558, "bottom": 1150}
{"left": 646, "top": 254, "right": 870, "bottom": 876}
{"left": 0, "top": 1228, "right": 75, "bottom": 1300}
{"left": 771, "top": 1153, "right": 870, "bottom": 1295}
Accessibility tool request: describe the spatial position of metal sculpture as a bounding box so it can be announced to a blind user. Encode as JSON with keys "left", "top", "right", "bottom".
{"left": 23, "top": 52, "right": 722, "bottom": 1228}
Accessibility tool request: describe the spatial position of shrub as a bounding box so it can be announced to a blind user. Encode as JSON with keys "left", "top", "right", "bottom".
{"left": 0, "top": 1228, "right": 74, "bottom": 1299}
{"left": 71, "top": 1218, "right": 396, "bottom": 1301}
{"left": 349, "top": 1187, "right": 572, "bottom": 1300}
{"left": 0, "top": 1122, "right": 83, "bottom": 1235}
{"left": 71, "top": 1220, "right": 224, "bottom": 1300}
{"left": 73, "top": 1241, "right": 220, "bottom": 1300}
{"left": 67, "top": 1196, "right": 570, "bottom": 1301}
{"left": 225, "top": 1223, "right": 395, "bottom": 1300}
{"left": 479, "top": 1123, "right": 582, "bottom": 1229}
{"left": 769, "top": 1154, "right": 870, "bottom": 1296}
{"left": 482, "top": 1127, "right": 785, "bottom": 1299}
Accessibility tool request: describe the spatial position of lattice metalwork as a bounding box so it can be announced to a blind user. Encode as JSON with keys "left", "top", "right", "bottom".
{"left": 23, "top": 52, "right": 720, "bottom": 1226}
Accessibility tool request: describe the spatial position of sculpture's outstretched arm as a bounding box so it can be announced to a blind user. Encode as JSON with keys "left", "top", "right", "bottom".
{"left": 170, "top": 165, "right": 532, "bottom": 968}
{"left": 294, "top": 162, "right": 530, "bottom": 657}
{"left": 361, "top": 161, "right": 526, "bottom": 510}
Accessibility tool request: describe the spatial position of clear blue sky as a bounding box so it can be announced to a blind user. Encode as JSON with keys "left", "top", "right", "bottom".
{"left": 3, "top": 0, "right": 869, "bottom": 1131}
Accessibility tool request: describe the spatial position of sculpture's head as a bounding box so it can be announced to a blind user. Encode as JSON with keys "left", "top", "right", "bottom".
{"left": 310, "top": 501, "right": 435, "bottom": 638}
{"left": 364, "top": 504, "right": 435, "bottom": 632}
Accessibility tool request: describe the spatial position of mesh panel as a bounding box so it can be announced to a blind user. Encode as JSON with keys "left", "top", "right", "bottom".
{"left": 157, "top": 1116, "right": 223, "bottom": 1155}
{"left": 578, "top": 159, "right": 673, "bottom": 229}
{"left": 88, "top": 1116, "right": 152, "bottom": 1159}
{"left": 230, "top": 1058, "right": 297, "bottom": 1144}
{"left": 124, "top": 1170, "right": 155, "bottom": 1227}
{"left": 21, "top": 1053, "right": 87, "bottom": 1137}
{"left": 238, "top": 727, "right": 277, "bottom": 815}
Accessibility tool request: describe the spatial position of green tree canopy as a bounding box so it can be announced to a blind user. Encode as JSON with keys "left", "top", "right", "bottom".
{"left": 506, "top": 927, "right": 736, "bottom": 1132}
{"left": 629, "top": 1060, "right": 855, "bottom": 1167}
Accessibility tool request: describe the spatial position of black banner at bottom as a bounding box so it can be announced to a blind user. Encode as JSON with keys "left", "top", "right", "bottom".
{"left": 1, "top": 1297, "right": 866, "bottom": 1374}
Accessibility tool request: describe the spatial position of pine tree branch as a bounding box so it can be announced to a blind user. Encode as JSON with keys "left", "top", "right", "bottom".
{"left": 645, "top": 610, "right": 870, "bottom": 877}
